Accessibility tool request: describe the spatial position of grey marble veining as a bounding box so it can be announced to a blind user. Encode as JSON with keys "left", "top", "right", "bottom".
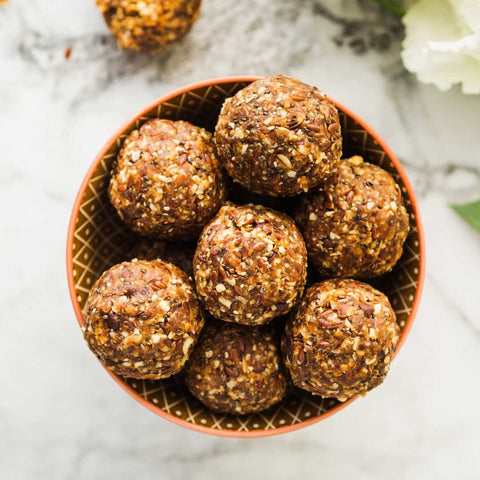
{"left": 1, "top": 1, "right": 479, "bottom": 479}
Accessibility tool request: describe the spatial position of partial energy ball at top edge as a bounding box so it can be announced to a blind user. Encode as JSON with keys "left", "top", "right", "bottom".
{"left": 96, "top": 0, "right": 202, "bottom": 52}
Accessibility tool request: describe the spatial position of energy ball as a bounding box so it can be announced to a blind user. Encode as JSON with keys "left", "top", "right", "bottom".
{"left": 282, "top": 279, "right": 399, "bottom": 401}
{"left": 194, "top": 203, "right": 307, "bottom": 325}
{"left": 185, "top": 321, "right": 287, "bottom": 414}
{"left": 109, "top": 119, "right": 226, "bottom": 241}
{"left": 214, "top": 75, "right": 342, "bottom": 196}
{"left": 95, "top": 0, "right": 201, "bottom": 52}
{"left": 82, "top": 259, "right": 205, "bottom": 379}
{"left": 296, "top": 156, "right": 410, "bottom": 278}
{"left": 130, "top": 237, "right": 194, "bottom": 277}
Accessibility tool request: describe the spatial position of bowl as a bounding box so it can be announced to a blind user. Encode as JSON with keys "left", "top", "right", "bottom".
{"left": 66, "top": 76, "right": 425, "bottom": 437}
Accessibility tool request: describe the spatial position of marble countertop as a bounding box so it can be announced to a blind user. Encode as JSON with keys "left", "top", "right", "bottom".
{"left": 1, "top": 0, "right": 479, "bottom": 478}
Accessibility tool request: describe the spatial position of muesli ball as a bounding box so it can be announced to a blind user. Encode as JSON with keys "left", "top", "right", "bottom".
{"left": 95, "top": 0, "right": 202, "bottom": 52}
{"left": 214, "top": 74, "right": 342, "bottom": 196}
{"left": 296, "top": 156, "right": 410, "bottom": 278}
{"left": 185, "top": 321, "right": 287, "bottom": 414}
{"left": 282, "top": 279, "right": 400, "bottom": 401}
{"left": 82, "top": 259, "right": 205, "bottom": 379}
{"left": 194, "top": 203, "right": 307, "bottom": 325}
{"left": 130, "top": 237, "right": 195, "bottom": 277}
{"left": 109, "top": 119, "right": 226, "bottom": 241}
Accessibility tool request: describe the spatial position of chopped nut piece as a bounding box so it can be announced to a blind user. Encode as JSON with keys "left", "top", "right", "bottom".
{"left": 277, "top": 154, "right": 293, "bottom": 169}
{"left": 218, "top": 297, "right": 232, "bottom": 308}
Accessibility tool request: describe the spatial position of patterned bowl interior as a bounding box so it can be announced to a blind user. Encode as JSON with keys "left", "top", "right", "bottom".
{"left": 70, "top": 80, "right": 421, "bottom": 434}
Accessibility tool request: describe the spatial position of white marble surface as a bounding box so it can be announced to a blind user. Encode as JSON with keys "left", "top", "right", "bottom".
{"left": 1, "top": 1, "right": 480, "bottom": 478}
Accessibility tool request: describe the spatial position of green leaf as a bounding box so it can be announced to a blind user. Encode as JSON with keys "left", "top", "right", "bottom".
{"left": 371, "top": 0, "right": 407, "bottom": 16}
{"left": 451, "top": 200, "right": 480, "bottom": 232}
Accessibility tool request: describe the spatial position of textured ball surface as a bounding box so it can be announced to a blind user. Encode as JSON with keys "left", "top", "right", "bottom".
{"left": 194, "top": 203, "right": 307, "bottom": 325}
{"left": 296, "top": 156, "right": 410, "bottom": 278}
{"left": 214, "top": 75, "right": 342, "bottom": 196}
{"left": 96, "top": 0, "right": 201, "bottom": 52}
{"left": 109, "top": 119, "right": 226, "bottom": 241}
{"left": 282, "top": 279, "right": 399, "bottom": 401}
{"left": 185, "top": 321, "right": 287, "bottom": 414}
{"left": 83, "top": 259, "right": 205, "bottom": 379}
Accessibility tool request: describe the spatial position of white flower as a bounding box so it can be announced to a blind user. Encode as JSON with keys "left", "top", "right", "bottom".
{"left": 401, "top": 0, "right": 480, "bottom": 94}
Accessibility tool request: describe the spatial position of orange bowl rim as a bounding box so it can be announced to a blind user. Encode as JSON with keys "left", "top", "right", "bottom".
{"left": 66, "top": 75, "right": 426, "bottom": 438}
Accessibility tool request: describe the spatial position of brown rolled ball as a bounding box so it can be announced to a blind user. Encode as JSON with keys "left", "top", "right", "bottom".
{"left": 95, "top": 0, "right": 201, "bottom": 52}
{"left": 185, "top": 321, "right": 287, "bottom": 414}
{"left": 130, "top": 237, "right": 195, "bottom": 278}
{"left": 109, "top": 119, "right": 226, "bottom": 241}
{"left": 282, "top": 279, "right": 400, "bottom": 401}
{"left": 194, "top": 203, "right": 307, "bottom": 325}
{"left": 214, "top": 74, "right": 342, "bottom": 196}
{"left": 296, "top": 156, "right": 410, "bottom": 278}
{"left": 82, "top": 259, "right": 205, "bottom": 379}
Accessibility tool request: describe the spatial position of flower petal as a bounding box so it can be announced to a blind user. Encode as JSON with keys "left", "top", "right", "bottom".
{"left": 401, "top": 0, "right": 480, "bottom": 94}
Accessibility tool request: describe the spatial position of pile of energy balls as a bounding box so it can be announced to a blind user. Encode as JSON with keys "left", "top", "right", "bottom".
{"left": 83, "top": 75, "right": 410, "bottom": 415}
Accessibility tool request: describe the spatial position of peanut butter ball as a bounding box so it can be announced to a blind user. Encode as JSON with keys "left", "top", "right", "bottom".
{"left": 185, "top": 321, "right": 287, "bottom": 414}
{"left": 82, "top": 259, "right": 205, "bottom": 379}
{"left": 194, "top": 203, "right": 307, "bottom": 325}
{"left": 296, "top": 156, "right": 410, "bottom": 278}
{"left": 109, "top": 119, "right": 226, "bottom": 241}
{"left": 282, "top": 279, "right": 399, "bottom": 401}
{"left": 214, "top": 75, "right": 342, "bottom": 196}
{"left": 96, "top": 0, "right": 202, "bottom": 52}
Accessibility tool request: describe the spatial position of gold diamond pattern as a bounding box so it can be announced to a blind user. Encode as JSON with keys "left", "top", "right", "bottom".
{"left": 71, "top": 80, "right": 422, "bottom": 433}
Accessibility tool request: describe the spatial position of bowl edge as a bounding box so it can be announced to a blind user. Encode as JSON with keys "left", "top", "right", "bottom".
{"left": 66, "top": 75, "right": 426, "bottom": 437}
